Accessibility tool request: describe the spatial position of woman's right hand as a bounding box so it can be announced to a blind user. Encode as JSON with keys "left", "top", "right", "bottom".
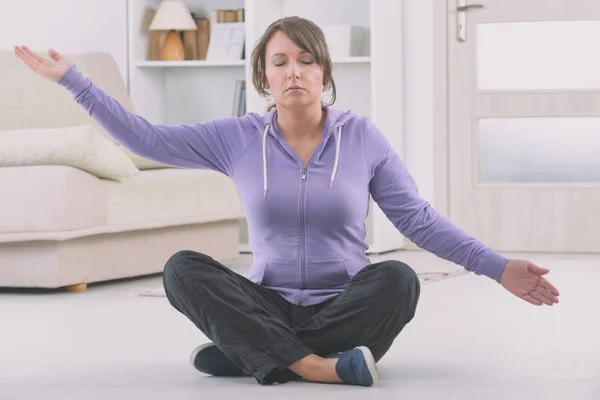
{"left": 14, "top": 45, "right": 73, "bottom": 83}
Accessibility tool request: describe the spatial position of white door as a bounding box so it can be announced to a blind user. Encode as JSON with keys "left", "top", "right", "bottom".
{"left": 448, "top": 0, "right": 600, "bottom": 252}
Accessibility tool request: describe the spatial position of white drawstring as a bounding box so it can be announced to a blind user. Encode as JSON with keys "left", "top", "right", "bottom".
{"left": 262, "top": 124, "right": 270, "bottom": 198}
{"left": 329, "top": 125, "right": 342, "bottom": 188}
{"left": 262, "top": 123, "right": 343, "bottom": 198}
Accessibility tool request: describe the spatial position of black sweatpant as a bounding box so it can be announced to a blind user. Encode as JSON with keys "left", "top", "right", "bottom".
{"left": 162, "top": 250, "right": 420, "bottom": 385}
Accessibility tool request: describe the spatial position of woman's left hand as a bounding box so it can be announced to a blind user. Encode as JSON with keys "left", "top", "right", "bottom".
{"left": 499, "top": 259, "right": 560, "bottom": 306}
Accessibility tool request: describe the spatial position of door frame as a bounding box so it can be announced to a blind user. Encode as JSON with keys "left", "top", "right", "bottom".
{"left": 399, "top": 0, "right": 450, "bottom": 250}
{"left": 401, "top": 0, "right": 451, "bottom": 219}
{"left": 433, "top": 0, "right": 450, "bottom": 218}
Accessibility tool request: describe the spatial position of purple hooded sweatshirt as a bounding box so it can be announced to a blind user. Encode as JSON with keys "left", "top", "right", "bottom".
{"left": 59, "top": 65, "right": 508, "bottom": 306}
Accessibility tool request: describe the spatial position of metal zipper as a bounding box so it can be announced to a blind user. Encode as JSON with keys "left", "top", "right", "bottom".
{"left": 269, "top": 126, "right": 339, "bottom": 306}
{"left": 296, "top": 134, "right": 337, "bottom": 306}
{"left": 298, "top": 164, "right": 308, "bottom": 305}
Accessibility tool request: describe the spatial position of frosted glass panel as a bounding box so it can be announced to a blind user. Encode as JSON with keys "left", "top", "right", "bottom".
{"left": 478, "top": 118, "right": 600, "bottom": 182}
{"left": 478, "top": 21, "right": 600, "bottom": 90}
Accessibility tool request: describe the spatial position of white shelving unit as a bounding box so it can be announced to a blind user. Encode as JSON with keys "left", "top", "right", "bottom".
{"left": 135, "top": 60, "right": 247, "bottom": 67}
{"left": 134, "top": 58, "right": 370, "bottom": 68}
{"left": 127, "top": 0, "right": 404, "bottom": 254}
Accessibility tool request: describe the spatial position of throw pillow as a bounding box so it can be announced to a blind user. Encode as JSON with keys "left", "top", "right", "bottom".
{"left": 0, "top": 125, "right": 139, "bottom": 180}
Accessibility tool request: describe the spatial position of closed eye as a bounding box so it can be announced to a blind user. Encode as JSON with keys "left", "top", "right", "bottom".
{"left": 272, "top": 58, "right": 315, "bottom": 67}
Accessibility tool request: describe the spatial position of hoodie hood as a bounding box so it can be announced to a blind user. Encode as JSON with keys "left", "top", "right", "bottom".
{"left": 258, "top": 105, "right": 359, "bottom": 137}
{"left": 249, "top": 106, "right": 360, "bottom": 198}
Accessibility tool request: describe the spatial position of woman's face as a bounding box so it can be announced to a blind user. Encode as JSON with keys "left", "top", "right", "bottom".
{"left": 264, "top": 31, "right": 324, "bottom": 109}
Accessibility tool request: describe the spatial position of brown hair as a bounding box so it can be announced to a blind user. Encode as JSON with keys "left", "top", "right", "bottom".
{"left": 250, "top": 16, "right": 337, "bottom": 110}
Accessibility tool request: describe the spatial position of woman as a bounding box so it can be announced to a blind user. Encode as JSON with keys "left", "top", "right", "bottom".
{"left": 15, "top": 16, "right": 559, "bottom": 387}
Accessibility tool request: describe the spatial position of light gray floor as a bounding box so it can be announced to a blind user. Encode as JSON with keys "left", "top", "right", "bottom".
{"left": 2, "top": 250, "right": 599, "bottom": 399}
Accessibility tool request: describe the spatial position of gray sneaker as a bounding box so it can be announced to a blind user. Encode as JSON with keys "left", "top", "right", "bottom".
{"left": 327, "top": 346, "right": 379, "bottom": 387}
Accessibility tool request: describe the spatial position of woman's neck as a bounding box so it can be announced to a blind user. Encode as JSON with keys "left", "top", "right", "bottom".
{"left": 276, "top": 103, "right": 325, "bottom": 141}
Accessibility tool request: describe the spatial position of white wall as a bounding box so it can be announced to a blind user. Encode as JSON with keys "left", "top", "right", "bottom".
{"left": 402, "top": 0, "right": 436, "bottom": 206}
{"left": 0, "top": 0, "right": 128, "bottom": 84}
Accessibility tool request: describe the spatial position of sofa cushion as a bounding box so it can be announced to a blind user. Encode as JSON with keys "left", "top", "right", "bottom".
{"left": 102, "top": 169, "right": 244, "bottom": 226}
{"left": 125, "top": 151, "right": 172, "bottom": 170}
{"left": 0, "top": 125, "right": 139, "bottom": 180}
{"left": 0, "top": 50, "right": 169, "bottom": 171}
{"left": 0, "top": 165, "right": 107, "bottom": 234}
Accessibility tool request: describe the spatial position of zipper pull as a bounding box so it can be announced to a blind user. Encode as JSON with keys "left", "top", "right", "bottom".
{"left": 302, "top": 165, "right": 307, "bottom": 180}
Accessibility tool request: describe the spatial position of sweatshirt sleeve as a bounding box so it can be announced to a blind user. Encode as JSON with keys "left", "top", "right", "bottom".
{"left": 365, "top": 119, "right": 509, "bottom": 282}
{"left": 57, "top": 65, "right": 255, "bottom": 176}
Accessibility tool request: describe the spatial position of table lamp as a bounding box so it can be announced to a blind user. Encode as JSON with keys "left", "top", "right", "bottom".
{"left": 149, "top": 0, "right": 197, "bottom": 61}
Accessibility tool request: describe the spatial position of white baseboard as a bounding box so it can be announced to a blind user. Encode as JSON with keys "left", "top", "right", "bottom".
{"left": 239, "top": 243, "right": 252, "bottom": 254}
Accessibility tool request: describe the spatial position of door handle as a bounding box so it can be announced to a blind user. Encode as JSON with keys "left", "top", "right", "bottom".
{"left": 457, "top": 1, "right": 484, "bottom": 42}
{"left": 457, "top": 4, "right": 483, "bottom": 12}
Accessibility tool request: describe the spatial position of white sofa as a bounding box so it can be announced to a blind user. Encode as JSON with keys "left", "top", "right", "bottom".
{"left": 0, "top": 50, "right": 244, "bottom": 291}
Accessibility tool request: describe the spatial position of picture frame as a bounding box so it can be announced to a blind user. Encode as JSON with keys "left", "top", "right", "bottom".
{"left": 206, "top": 22, "right": 245, "bottom": 61}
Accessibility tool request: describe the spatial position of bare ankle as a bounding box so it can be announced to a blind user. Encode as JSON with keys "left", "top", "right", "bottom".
{"left": 289, "top": 355, "right": 342, "bottom": 383}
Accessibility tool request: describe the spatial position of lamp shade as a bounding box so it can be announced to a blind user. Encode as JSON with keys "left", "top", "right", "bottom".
{"left": 149, "top": 0, "right": 197, "bottom": 31}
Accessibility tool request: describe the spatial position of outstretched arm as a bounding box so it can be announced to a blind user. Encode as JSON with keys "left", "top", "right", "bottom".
{"left": 365, "top": 120, "right": 560, "bottom": 306}
{"left": 14, "top": 46, "right": 255, "bottom": 176}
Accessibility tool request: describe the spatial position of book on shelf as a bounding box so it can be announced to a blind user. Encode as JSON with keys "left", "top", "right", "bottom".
{"left": 196, "top": 18, "right": 210, "bottom": 60}
{"left": 147, "top": 8, "right": 245, "bottom": 62}
{"left": 233, "top": 80, "right": 246, "bottom": 117}
{"left": 147, "top": 10, "right": 166, "bottom": 61}
{"left": 211, "top": 9, "right": 244, "bottom": 24}
{"left": 183, "top": 23, "right": 198, "bottom": 60}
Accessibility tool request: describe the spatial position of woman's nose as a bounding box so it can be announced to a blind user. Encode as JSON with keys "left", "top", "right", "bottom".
{"left": 287, "top": 62, "right": 300, "bottom": 79}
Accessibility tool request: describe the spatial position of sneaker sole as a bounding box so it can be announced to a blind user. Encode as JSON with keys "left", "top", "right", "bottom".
{"left": 189, "top": 342, "right": 216, "bottom": 367}
{"left": 356, "top": 346, "right": 379, "bottom": 383}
